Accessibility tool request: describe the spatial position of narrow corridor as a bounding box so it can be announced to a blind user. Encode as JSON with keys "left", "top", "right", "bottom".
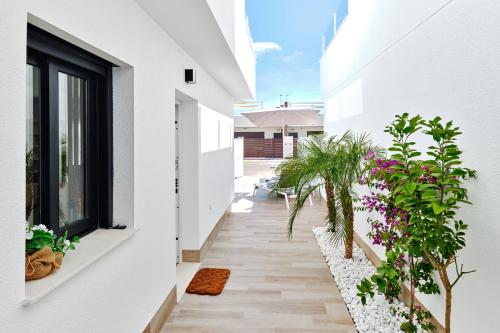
{"left": 162, "top": 160, "right": 355, "bottom": 333}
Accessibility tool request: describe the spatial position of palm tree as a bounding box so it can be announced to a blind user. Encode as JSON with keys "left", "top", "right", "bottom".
{"left": 334, "top": 132, "right": 380, "bottom": 258}
{"left": 276, "top": 134, "right": 343, "bottom": 237}
{"left": 281, "top": 132, "right": 380, "bottom": 259}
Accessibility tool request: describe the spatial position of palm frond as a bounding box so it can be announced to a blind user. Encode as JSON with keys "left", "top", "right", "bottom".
{"left": 326, "top": 217, "right": 347, "bottom": 245}
{"left": 288, "top": 183, "right": 321, "bottom": 238}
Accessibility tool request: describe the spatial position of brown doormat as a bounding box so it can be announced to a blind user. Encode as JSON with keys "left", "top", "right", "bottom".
{"left": 186, "top": 268, "right": 231, "bottom": 296}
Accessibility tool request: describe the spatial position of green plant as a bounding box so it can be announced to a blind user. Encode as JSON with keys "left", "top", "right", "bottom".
{"left": 26, "top": 148, "right": 35, "bottom": 184}
{"left": 357, "top": 113, "right": 476, "bottom": 333}
{"left": 282, "top": 132, "right": 381, "bottom": 260}
{"left": 26, "top": 148, "right": 36, "bottom": 221}
{"left": 333, "top": 132, "right": 381, "bottom": 258}
{"left": 25, "top": 223, "right": 79, "bottom": 255}
{"left": 60, "top": 137, "right": 68, "bottom": 183}
{"left": 276, "top": 134, "right": 341, "bottom": 235}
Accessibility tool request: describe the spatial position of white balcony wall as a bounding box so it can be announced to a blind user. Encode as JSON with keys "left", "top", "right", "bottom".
{"left": 234, "top": 0, "right": 256, "bottom": 99}
{"left": 0, "top": 0, "right": 240, "bottom": 331}
{"left": 207, "top": 0, "right": 236, "bottom": 52}
{"left": 208, "top": 0, "right": 256, "bottom": 99}
{"left": 320, "top": 0, "right": 500, "bottom": 331}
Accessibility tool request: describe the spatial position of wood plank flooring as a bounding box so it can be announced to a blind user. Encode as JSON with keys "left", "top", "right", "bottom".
{"left": 162, "top": 161, "right": 356, "bottom": 333}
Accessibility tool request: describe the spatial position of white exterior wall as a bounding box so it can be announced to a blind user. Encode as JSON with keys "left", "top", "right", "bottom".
{"left": 198, "top": 104, "right": 235, "bottom": 246}
{"left": 178, "top": 101, "right": 200, "bottom": 250}
{"left": 321, "top": 0, "right": 500, "bottom": 331}
{"left": 177, "top": 102, "right": 234, "bottom": 250}
{"left": 0, "top": 0, "right": 241, "bottom": 332}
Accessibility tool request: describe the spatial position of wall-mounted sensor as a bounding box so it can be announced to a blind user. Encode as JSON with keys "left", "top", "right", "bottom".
{"left": 185, "top": 69, "right": 196, "bottom": 84}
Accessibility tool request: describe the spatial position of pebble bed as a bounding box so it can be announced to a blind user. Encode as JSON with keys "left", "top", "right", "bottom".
{"left": 313, "top": 226, "right": 424, "bottom": 333}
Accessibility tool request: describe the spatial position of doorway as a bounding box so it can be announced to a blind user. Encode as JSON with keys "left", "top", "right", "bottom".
{"left": 174, "top": 95, "right": 201, "bottom": 301}
{"left": 175, "top": 104, "right": 180, "bottom": 264}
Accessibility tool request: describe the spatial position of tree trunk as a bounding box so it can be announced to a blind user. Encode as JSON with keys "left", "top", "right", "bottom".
{"left": 342, "top": 192, "right": 354, "bottom": 259}
{"left": 445, "top": 285, "right": 452, "bottom": 333}
{"left": 408, "top": 255, "right": 416, "bottom": 326}
{"left": 437, "top": 267, "right": 452, "bottom": 333}
{"left": 325, "top": 179, "right": 336, "bottom": 232}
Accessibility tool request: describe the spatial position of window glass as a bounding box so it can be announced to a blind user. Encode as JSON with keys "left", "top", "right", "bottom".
{"left": 26, "top": 64, "right": 41, "bottom": 224}
{"left": 27, "top": 25, "right": 113, "bottom": 237}
{"left": 58, "top": 72, "right": 87, "bottom": 227}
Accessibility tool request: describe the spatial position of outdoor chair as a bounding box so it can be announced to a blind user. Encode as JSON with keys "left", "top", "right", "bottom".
{"left": 253, "top": 177, "right": 314, "bottom": 210}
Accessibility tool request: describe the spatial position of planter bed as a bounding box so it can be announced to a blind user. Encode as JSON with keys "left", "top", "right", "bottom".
{"left": 313, "top": 226, "right": 424, "bottom": 333}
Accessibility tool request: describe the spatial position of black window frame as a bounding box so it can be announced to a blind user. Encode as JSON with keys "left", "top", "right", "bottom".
{"left": 27, "top": 24, "right": 113, "bottom": 238}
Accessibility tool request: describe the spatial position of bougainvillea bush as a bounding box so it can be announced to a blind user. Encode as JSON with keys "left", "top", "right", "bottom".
{"left": 356, "top": 114, "right": 476, "bottom": 333}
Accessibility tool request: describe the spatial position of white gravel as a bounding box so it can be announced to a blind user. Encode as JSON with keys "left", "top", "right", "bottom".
{"left": 313, "top": 226, "right": 423, "bottom": 333}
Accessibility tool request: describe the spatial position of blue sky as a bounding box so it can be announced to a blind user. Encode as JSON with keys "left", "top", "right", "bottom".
{"left": 244, "top": 0, "right": 342, "bottom": 110}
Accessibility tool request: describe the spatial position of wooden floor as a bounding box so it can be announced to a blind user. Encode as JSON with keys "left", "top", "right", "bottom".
{"left": 162, "top": 161, "right": 356, "bottom": 333}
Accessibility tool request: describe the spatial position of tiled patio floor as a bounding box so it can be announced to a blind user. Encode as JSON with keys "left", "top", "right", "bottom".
{"left": 162, "top": 160, "right": 355, "bottom": 333}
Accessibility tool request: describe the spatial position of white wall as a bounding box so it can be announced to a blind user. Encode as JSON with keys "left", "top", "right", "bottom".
{"left": 178, "top": 100, "right": 200, "bottom": 250}
{"left": 0, "top": 0, "right": 238, "bottom": 331}
{"left": 198, "top": 104, "right": 235, "bottom": 247}
{"left": 234, "top": 137, "right": 244, "bottom": 178}
{"left": 321, "top": 0, "right": 500, "bottom": 331}
{"left": 177, "top": 102, "right": 234, "bottom": 251}
{"left": 199, "top": 147, "right": 234, "bottom": 244}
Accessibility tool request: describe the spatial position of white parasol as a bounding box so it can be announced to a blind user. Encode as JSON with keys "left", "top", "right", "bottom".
{"left": 241, "top": 107, "right": 320, "bottom": 135}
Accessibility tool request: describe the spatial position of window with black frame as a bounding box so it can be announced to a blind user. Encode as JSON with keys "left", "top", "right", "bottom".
{"left": 26, "top": 25, "right": 113, "bottom": 239}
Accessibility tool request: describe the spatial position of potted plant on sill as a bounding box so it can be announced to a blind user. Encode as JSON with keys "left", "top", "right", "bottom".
{"left": 25, "top": 223, "right": 80, "bottom": 281}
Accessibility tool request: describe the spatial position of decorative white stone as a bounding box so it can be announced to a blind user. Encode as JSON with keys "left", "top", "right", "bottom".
{"left": 312, "top": 226, "right": 424, "bottom": 333}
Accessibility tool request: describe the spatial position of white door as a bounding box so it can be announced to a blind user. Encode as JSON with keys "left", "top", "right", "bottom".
{"left": 175, "top": 104, "right": 180, "bottom": 264}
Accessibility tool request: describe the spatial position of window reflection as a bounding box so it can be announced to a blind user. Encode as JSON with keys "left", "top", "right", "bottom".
{"left": 26, "top": 64, "right": 41, "bottom": 224}
{"left": 58, "top": 73, "right": 87, "bottom": 227}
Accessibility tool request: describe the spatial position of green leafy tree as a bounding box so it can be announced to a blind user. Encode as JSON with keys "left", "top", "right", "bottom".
{"left": 357, "top": 114, "right": 476, "bottom": 333}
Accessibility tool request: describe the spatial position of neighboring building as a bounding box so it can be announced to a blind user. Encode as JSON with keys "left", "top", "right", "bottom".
{"left": 234, "top": 107, "right": 323, "bottom": 158}
{"left": 234, "top": 110, "right": 324, "bottom": 139}
{"left": 0, "top": 0, "right": 254, "bottom": 332}
{"left": 320, "top": 1, "right": 500, "bottom": 332}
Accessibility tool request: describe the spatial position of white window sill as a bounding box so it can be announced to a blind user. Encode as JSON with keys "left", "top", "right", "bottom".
{"left": 23, "top": 228, "right": 138, "bottom": 306}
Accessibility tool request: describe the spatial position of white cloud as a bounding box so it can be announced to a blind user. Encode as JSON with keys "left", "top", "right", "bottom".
{"left": 282, "top": 51, "right": 303, "bottom": 63}
{"left": 252, "top": 42, "right": 282, "bottom": 56}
